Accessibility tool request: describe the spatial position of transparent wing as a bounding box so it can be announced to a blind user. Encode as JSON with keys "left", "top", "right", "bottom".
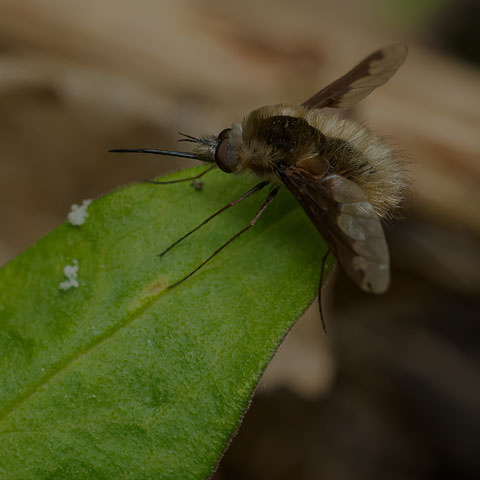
{"left": 302, "top": 44, "right": 407, "bottom": 110}
{"left": 281, "top": 166, "right": 390, "bottom": 293}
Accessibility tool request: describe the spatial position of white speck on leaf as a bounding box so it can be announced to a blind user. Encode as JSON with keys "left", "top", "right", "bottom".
{"left": 67, "top": 199, "right": 92, "bottom": 226}
{"left": 59, "top": 260, "right": 79, "bottom": 290}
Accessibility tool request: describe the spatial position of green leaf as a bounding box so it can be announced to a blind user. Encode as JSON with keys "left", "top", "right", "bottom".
{"left": 0, "top": 166, "right": 330, "bottom": 479}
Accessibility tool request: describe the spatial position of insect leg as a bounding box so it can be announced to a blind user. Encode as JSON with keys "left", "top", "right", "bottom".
{"left": 318, "top": 248, "right": 331, "bottom": 334}
{"left": 145, "top": 165, "right": 215, "bottom": 185}
{"left": 159, "top": 181, "right": 269, "bottom": 257}
{"left": 168, "top": 186, "right": 280, "bottom": 290}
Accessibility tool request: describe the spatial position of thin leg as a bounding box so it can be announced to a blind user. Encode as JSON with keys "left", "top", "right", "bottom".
{"left": 318, "top": 249, "right": 331, "bottom": 334}
{"left": 169, "top": 186, "right": 280, "bottom": 290}
{"left": 145, "top": 165, "right": 215, "bottom": 185}
{"left": 159, "top": 181, "right": 269, "bottom": 257}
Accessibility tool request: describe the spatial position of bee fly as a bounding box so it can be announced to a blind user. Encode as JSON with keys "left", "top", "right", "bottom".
{"left": 111, "top": 44, "right": 408, "bottom": 331}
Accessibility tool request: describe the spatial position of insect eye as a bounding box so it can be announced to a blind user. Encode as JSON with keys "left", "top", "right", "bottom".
{"left": 215, "top": 137, "right": 232, "bottom": 173}
{"left": 215, "top": 128, "right": 238, "bottom": 173}
{"left": 217, "top": 128, "right": 231, "bottom": 140}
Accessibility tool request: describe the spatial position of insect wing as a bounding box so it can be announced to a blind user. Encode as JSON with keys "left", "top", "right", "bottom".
{"left": 281, "top": 168, "right": 390, "bottom": 293}
{"left": 302, "top": 44, "right": 407, "bottom": 110}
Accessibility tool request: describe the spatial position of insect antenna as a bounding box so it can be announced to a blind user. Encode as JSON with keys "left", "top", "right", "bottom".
{"left": 168, "top": 186, "right": 279, "bottom": 290}
{"left": 177, "top": 132, "right": 213, "bottom": 146}
{"left": 178, "top": 131, "right": 199, "bottom": 141}
{"left": 159, "top": 181, "right": 269, "bottom": 257}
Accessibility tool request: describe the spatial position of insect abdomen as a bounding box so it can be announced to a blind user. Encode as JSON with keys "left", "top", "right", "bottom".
{"left": 241, "top": 105, "right": 406, "bottom": 218}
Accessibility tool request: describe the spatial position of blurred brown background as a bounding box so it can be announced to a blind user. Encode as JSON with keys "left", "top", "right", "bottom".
{"left": 0, "top": 1, "right": 479, "bottom": 479}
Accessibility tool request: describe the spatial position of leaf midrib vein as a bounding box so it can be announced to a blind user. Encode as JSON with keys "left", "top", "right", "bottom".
{"left": 0, "top": 207, "right": 302, "bottom": 428}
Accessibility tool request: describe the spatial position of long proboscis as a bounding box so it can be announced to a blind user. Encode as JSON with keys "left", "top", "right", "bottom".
{"left": 109, "top": 149, "right": 199, "bottom": 160}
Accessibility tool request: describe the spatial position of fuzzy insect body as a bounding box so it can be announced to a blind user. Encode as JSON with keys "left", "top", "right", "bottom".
{"left": 195, "top": 105, "right": 405, "bottom": 220}
{"left": 111, "top": 44, "right": 408, "bottom": 312}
